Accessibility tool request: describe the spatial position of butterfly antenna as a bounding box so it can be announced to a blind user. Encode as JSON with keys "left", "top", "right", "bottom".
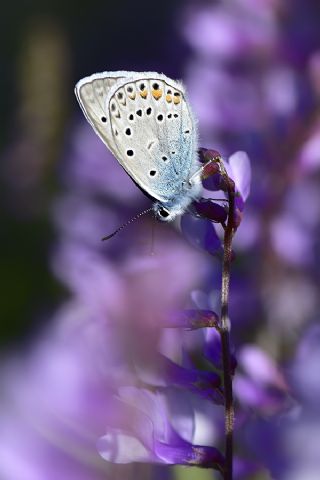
{"left": 101, "top": 207, "right": 154, "bottom": 241}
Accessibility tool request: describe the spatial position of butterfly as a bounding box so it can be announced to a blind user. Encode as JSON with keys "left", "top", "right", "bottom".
{"left": 75, "top": 71, "right": 202, "bottom": 222}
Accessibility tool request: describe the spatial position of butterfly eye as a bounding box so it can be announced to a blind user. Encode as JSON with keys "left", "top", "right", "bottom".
{"left": 159, "top": 207, "right": 170, "bottom": 218}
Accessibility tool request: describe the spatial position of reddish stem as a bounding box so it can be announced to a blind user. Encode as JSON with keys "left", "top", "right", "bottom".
{"left": 218, "top": 159, "right": 235, "bottom": 480}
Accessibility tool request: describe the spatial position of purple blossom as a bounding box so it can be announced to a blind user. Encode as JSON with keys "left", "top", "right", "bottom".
{"left": 297, "top": 120, "right": 320, "bottom": 174}
{"left": 288, "top": 324, "right": 320, "bottom": 407}
{"left": 234, "top": 345, "right": 289, "bottom": 414}
{"left": 0, "top": 324, "right": 119, "bottom": 480}
{"left": 182, "top": 2, "right": 277, "bottom": 61}
{"left": 204, "top": 328, "right": 237, "bottom": 376}
{"left": 181, "top": 148, "right": 251, "bottom": 256}
{"left": 136, "top": 353, "right": 224, "bottom": 405}
{"left": 244, "top": 325, "right": 320, "bottom": 478}
{"left": 226, "top": 151, "right": 251, "bottom": 203}
{"left": 98, "top": 387, "right": 225, "bottom": 470}
{"left": 180, "top": 214, "right": 222, "bottom": 256}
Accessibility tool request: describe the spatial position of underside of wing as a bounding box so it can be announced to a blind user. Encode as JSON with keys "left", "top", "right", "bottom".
{"left": 106, "top": 75, "right": 198, "bottom": 202}
{"left": 75, "top": 72, "right": 198, "bottom": 202}
{"left": 75, "top": 71, "right": 130, "bottom": 157}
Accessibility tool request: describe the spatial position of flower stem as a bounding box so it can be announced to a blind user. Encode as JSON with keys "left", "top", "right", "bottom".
{"left": 219, "top": 161, "right": 235, "bottom": 480}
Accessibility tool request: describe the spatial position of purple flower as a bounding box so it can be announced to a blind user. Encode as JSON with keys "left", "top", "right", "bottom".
{"left": 98, "top": 387, "right": 225, "bottom": 470}
{"left": 0, "top": 323, "right": 122, "bottom": 480}
{"left": 270, "top": 212, "right": 314, "bottom": 267}
{"left": 180, "top": 214, "right": 222, "bottom": 256}
{"left": 199, "top": 148, "right": 251, "bottom": 208}
{"left": 182, "top": 2, "right": 277, "bottom": 61}
{"left": 288, "top": 324, "right": 320, "bottom": 407}
{"left": 226, "top": 151, "right": 251, "bottom": 203}
{"left": 136, "top": 353, "right": 224, "bottom": 405}
{"left": 297, "top": 120, "right": 320, "bottom": 174}
{"left": 204, "top": 328, "right": 237, "bottom": 376}
{"left": 192, "top": 200, "right": 228, "bottom": 224}
{"left": 244, "top": 325, "right": 320, "bottom": 477}
{"left": 181, "top": 149, "right": 251, "bottom": 254}
{"left": 234, "top": 345, "right": 289, "bottom": 414}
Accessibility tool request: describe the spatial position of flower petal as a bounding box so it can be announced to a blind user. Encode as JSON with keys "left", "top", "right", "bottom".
{"left": 181, "top": 214, "right": 222, "bottom": 255}
{"left": 98, "top": 432, "right": 155, "bottom": 464}
{"left": 228, "top": 151, "right": 251, "bottom": 201}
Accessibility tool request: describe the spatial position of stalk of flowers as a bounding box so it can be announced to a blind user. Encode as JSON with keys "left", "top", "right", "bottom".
{"left": 96, "top": 148, "right": 253, "bottom": 479}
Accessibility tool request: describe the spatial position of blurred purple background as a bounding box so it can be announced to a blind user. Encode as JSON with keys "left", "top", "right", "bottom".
{"left": 1, "top": 1, "right": 320, "bottom": 479}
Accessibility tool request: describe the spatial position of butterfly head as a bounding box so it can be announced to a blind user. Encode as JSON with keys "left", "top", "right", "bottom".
{"left": 154, "top": 204, "right": 183, "bottom": 222}
{"left": 154, "top": 178, "right": 202, "bottom": 222}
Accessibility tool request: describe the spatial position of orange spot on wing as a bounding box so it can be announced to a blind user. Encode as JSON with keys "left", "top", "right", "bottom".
{"left": 128, "top": 93, "right": 136, "bottom": 100}
{"left": 166, "top": 94, "right": 172, "bottom": 103}
{"left": 152, "top": 89, "right": 162, "bottom": 100}
{"left": 173, "top": 96, "right": 181, "bottom": 105}
{"left": 140, "top": 90, "right": 148, "bottom": 98}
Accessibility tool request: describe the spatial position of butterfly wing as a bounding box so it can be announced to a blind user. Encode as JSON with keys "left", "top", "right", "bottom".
{"left": 75, "top": 71, "right": 130, "bottom": 159}
{"left": 75, "top": 72, "right": 198, "bottom": 203}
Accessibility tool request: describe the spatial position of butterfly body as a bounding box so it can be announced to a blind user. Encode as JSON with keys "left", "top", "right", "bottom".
{"left": 75, "top": 71, "right": 202, "bottom": 221}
